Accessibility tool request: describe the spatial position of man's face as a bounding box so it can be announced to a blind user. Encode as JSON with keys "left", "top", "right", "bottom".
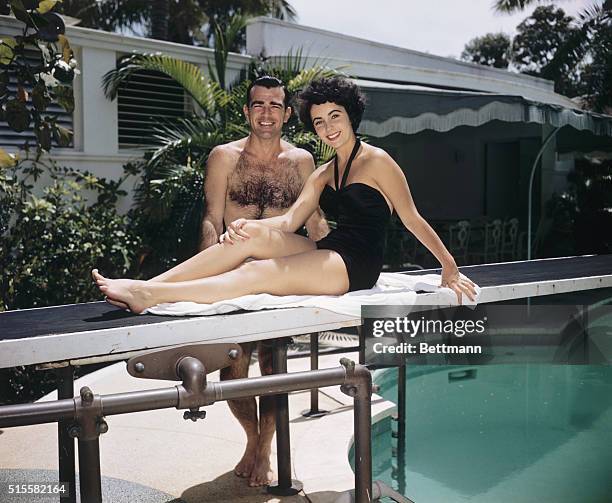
{"left": 244, "top": 86, "right": 291, "bottom": 139}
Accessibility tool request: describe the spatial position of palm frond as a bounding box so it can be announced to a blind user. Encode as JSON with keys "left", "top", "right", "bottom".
{"left": 61, "top": 0, "right": 150, "bottom": 31}
{"left": 267, "top": 0, "right": 297, "bottom": 21}
{"left": 255, "top": 47, "right": 345, "bottom": 94}
{"left": 541, "top": 4, "right": 607, "bottom": 81}
{"left": 493, "top": 0, "right": 543, "bottom": 14}
{"left": 287, "top": 66, "right": 343, "bottom": 94}
{"left": 149, "top": 117, "right": 225, "bottom": 163}
{"left": 212, "top": 14, "right": 249, "bottom": 89}
{"left": 102, "top": 53, "right": 226, "bottom": 116}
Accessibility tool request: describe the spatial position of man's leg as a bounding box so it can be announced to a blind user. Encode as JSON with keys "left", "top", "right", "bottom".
{"left": 249, "top": 341, "right": 276, "bottom": 486}
{"left": 220, "top": 342, "right": 259, "bottom": 479}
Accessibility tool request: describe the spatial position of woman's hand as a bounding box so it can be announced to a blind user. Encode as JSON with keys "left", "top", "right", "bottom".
{"left": 219, "top": 218, "right": 251, "bottom": 245}
{"left": 441, "top": 263, "right": 477, "bottom": 304}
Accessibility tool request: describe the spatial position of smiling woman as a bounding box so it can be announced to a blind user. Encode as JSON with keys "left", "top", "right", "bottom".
{"left": 92, "top": 76, "right": 476, "bottom": 313}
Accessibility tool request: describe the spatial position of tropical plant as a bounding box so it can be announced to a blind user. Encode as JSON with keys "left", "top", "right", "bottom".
{"left": 543, "top": 156, "right": 612, "bottom": 256}
{"left": 511, "top": 5, "right": 582, "bottom": 96}
{"left": 101, "top": 17, "right": 338, "bottom": 274}
{"left": 57, "top": 0, "right": 296, "bottom": 48}
{"left": 461, "top": 33, "right": 511, "bottom": 69}
{"left": 0, "top": 152, "right": 141, "bottom": 311}
{"left": 494, "top": 0, "right": 611, "bottom": 111}
{"left": 0, "top": 0, "right": 78, "bottom": 164}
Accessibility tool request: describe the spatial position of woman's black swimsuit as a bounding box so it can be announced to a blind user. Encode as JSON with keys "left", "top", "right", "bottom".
{"left": 316, "top": 140, "right": 392, "bottom": 291}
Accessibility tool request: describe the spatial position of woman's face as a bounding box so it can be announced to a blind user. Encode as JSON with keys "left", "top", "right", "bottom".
{"left": 310, "top": 102, "right": 354, "bottom": 149}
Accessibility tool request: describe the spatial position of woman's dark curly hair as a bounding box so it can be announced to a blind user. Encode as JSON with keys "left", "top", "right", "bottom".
{"left": 297, "top": 76, "right": 366, "bottom": 133}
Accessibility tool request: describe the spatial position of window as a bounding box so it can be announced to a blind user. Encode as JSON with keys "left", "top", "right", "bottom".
{"left": 116, "top": 69, "right": 188, "bottom": 149}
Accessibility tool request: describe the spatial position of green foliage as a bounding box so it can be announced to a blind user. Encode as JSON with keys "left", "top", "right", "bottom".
{"left": 461, "top": 33, "right": 511, "bottom": 69}
{"left": 543, "top": 157, "right": 612, "bottom": 256}
{"left": 0, "top": 154, "right": 141, "bottom": 310}
{"left": 488, "top": 1, "right": 611, "bottom": 110}
{"left": 512, "top": 5, "right": 582, "bottom": 96}
{"left": 0, "top": 0, "right": 78, "bottom": 156}
{"left": 58, "top": 0, "right": 295, "bottom": 48}
{"left": 576, "top": 6, "right": 612, "bottom": 112}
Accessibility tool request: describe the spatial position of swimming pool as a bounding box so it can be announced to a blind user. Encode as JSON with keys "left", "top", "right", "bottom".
{"left": 352, "top": 290, "right": 612, "bottom": 502}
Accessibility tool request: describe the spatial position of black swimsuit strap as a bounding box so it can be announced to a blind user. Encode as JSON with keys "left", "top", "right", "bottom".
{"left": 334, "top": 139, "right": 361, "bottom": 190}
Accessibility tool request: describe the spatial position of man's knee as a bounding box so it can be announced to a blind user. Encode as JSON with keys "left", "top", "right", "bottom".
{"left": 242, "top": 221, "right": 269, "bottom": 240}
{"left": 241, "top": 222, "right": 275, "bottom": 257}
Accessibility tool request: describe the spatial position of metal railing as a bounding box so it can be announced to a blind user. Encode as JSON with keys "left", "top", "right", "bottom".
{"left": 0, "top": 344, "right": 374, "bottom": 503}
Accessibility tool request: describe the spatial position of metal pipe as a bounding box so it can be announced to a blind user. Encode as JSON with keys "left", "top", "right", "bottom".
{"left": 396, "top": 364, "right": 407, "bottom": 495}
{"left": 272, "top": 339, "right": 294, "bottom": 492}
{"left": 101, "top": 388, "right": 178, "bottom": 416}
{"left": 352, "top": 365, "right": 373, "bottom": 503}
{"left": 217, "top": 367, "right": 348, "bottom": 401}
{"left": 358, "top": 326, "right": 366, "bottom": 365}
{"left": 57, "top": 366, "right": 76, "bottom": 503}
{"left": 527, "top": 126, "right": 561, "bottom": 260}
{"left": 0, "top": 399, "right": 76, "bottom": 427}
{"left": 77, "top": 437, "right": 102, "bottom": 503}
{"left": 310, "top": 333, "right": 319, "bottom": 411}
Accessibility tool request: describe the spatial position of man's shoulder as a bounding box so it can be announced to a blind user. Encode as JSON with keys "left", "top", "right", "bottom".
{"left": 208, "top": 139, "right": 247, "bottom": 167}
{"left": 280, "top": 141, "right": 313, "bottom": 163}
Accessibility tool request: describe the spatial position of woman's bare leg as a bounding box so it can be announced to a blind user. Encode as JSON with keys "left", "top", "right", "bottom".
{"left": 93, "top": 249, "right": 349, "bottom": 313}
{"left": 149, "top": 222, "right": 315, "bottom": 283}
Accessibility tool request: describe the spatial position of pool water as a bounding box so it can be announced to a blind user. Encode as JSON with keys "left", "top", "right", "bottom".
{"left": 366, "top": 364, "right": 612, "bottom": 503}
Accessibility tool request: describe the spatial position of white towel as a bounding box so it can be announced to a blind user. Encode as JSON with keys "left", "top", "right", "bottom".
{"left": 145, "top": 272, "right": 481, "bottom": 318}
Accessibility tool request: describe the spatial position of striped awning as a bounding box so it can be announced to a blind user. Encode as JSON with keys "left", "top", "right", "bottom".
{"left": 357, "top": 80, "right": 612, "bottom": 139}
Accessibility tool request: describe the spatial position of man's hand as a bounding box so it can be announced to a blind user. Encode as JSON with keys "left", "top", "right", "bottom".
{"left": 219, "top": 218, "right": 252, "bottom": 245}
{"left": 441, "top": 264, "right": 477, "bottom": 304}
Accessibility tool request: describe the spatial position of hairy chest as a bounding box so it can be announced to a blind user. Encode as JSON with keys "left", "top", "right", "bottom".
{"left": 227, "top": 155, "right": 303, "bottom": 212}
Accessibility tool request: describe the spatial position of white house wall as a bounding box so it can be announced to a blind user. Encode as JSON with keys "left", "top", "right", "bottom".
{"left": 246, "top": 17, "right": 577, "bottom": 109}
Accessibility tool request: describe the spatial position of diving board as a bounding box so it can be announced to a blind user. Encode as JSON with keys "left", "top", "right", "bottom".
{"left": 1, "top": 255, "right": 611, "bottom": 369}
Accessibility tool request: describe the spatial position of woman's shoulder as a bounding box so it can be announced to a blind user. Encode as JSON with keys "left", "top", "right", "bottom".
{"left": 361, "top": 143, "right": 398, "bottom": 170}
{"left": 361, "top": 143, "right": 392, "bottom": 162}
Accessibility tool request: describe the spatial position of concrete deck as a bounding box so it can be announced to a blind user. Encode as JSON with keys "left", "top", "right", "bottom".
{"left": 0, "top": 352, "right": 395, "bottom": 502}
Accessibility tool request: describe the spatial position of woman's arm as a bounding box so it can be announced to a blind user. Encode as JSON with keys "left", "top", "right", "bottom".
{"left": 374, "top": 150, "right": 476, "bottom": 302}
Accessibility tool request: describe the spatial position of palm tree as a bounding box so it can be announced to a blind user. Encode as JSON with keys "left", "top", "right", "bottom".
{"left": 60, "top": 0, "right": 296, "bottom": 48}
{"left": 101, "top": 16, "right": 338, "bottom": 272}
{"left": 494, "top": 0, "right": 611, "bottom": 111}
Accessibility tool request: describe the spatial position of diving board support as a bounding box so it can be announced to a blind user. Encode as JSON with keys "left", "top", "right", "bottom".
{"left": 0, "top": 348, "right": 374, "bottom": 503}
{"left": 57, "top": 365, "right": 76, "bottom": 503}
{"left": 268, "top": 337, "right": 303, "bottom": 496}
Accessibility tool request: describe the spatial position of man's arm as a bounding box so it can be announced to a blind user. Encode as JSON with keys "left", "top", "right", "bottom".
{"left": 298, "top": 152, "right": 329, "bottom": 241}
{"left": 200, "top": 146, "right": 230, "bottom": 250}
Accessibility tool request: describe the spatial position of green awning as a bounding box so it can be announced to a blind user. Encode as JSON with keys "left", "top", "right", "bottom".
{"left": 358, "top": 82, "right": 612, "bottom": 139}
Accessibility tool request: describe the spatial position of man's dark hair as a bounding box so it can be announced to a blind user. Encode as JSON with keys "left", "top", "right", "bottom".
{"left": 297, "top": 76, "right": 366, "bottom": 133}
{"left": 246, "top": 75, "right": 291, "bottom": 108}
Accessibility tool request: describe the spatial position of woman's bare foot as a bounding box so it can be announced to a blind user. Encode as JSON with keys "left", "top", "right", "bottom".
{"left": 91, "top": 269, "right": 156, "bottom": 314}
{"left": 105, "top": 296, "right": 129, "bottom": 310}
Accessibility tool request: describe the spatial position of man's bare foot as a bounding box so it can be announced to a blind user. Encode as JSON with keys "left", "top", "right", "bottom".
{"left": 234, "top": 446, "right": 257, "bottom": 479}
{"left": 91, "top": 269, "right": 154, "bottom": 314}
{"left": 249, "top": 450, "right": 273, "bottom": 487}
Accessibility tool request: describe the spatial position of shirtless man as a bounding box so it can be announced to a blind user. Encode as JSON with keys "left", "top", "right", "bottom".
{"left": 200, "top": 76, "right": 328, "bottom": 487}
